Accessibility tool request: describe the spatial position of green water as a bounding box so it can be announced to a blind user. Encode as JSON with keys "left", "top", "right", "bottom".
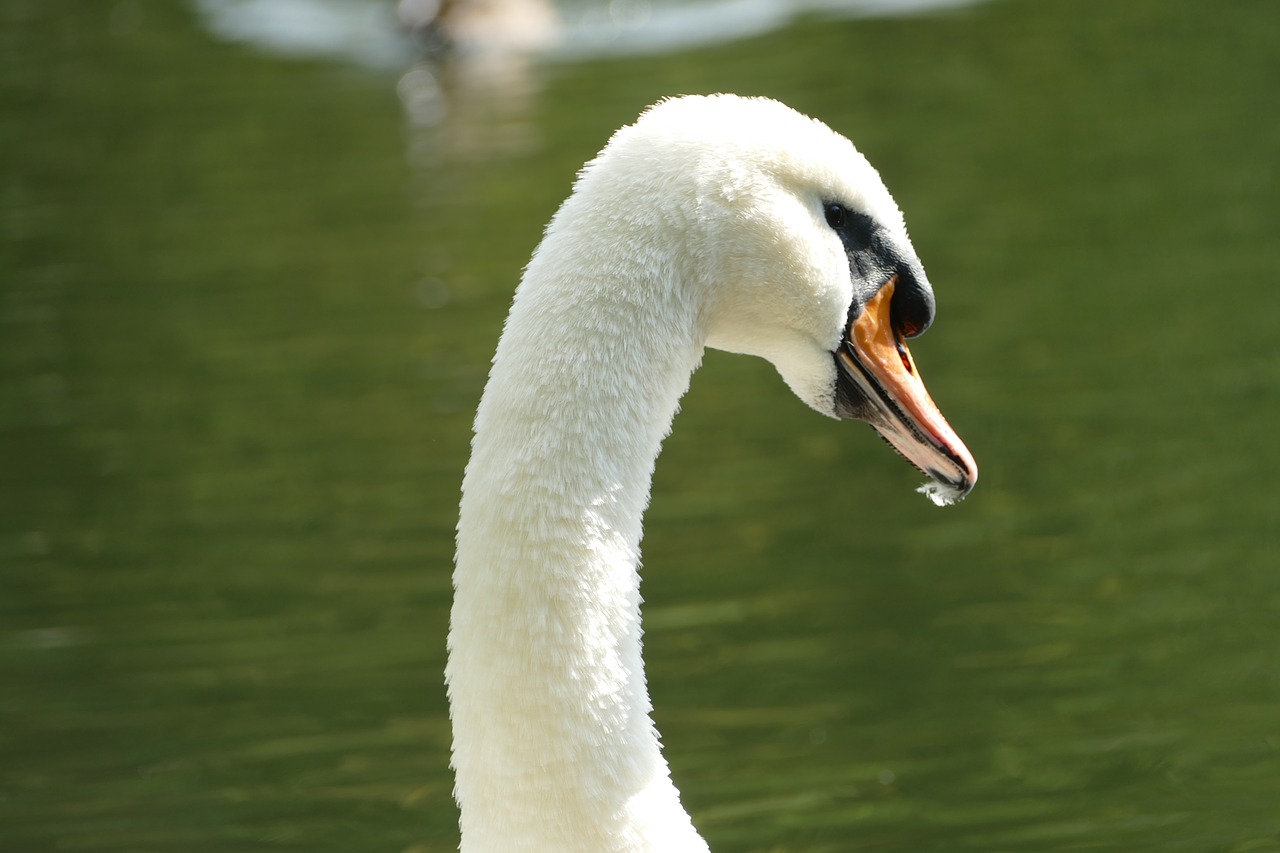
{"left": 3, "top": 1, "right": 1278, "bottom": 850}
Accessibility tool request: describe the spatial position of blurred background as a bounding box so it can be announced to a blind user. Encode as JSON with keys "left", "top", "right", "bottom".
{"left": 2, "top": 0, "right": 1278, "bottom": 850}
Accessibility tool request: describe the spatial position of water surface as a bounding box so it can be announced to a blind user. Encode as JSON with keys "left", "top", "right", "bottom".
{"left": 3, "top": 1, "right": 1278, "bottom": 851}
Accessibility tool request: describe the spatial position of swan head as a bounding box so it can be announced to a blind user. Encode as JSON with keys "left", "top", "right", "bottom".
{"left": 592, "top": 95, "right": 977, "bottom": 503}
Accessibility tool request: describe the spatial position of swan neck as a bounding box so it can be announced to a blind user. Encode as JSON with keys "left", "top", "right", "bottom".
{"left": 448, "top": 223, "right": 709, "bottom": 852}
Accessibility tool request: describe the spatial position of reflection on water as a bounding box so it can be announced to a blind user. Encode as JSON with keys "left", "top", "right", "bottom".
{"left": 4, "top": 0, "right": 1280, "bottom": 851}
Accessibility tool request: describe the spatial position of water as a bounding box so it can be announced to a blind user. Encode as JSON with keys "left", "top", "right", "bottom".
{"left": 3, "top": 1, "right": 1278, "bottom": 851}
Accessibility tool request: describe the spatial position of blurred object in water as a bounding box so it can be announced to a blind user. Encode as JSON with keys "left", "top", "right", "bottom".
{"left": 397, "top": 0, "right": 561, "bottom": 56}
{"left": 193, "top": 0, "right": 413, "bottom": 68}
{"left": 192, "top": 0, "right": 991, "bottom": 69}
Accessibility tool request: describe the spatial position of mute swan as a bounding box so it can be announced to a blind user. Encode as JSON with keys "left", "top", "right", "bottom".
{"left": 447, "top": 94, "right": 977, "bottom": 852}
{"left": 398, "top": 0, "right": 559, "bottom": 55}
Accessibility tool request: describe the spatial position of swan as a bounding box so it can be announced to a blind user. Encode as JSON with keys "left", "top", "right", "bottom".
{"left": 447, "top": 94, "right": 977, "bottom": 852}
{"left": 398, "top": 0, "right": 559, "bottom": 55}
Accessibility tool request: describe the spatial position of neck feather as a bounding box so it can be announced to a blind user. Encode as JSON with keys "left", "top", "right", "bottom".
{"left": 448, "top": 208, "right": 711, "bottom": 852}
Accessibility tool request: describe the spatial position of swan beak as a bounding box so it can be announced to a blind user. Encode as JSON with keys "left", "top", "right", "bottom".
{"left": 834, "top": 278, "right": 977, "bottom": 505}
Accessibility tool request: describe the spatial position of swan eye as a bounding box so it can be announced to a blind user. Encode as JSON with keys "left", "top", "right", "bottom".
{"left": 824, "top": 202, "right": 848, "bottom": 230}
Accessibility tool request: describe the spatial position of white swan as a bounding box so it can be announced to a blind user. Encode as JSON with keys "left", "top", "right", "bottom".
{"left": 447, "top": 94, "right": 977, "bottom": 852}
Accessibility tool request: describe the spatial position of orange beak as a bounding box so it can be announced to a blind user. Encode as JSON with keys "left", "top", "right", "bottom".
{"left": 835, "top": 278, "right": 977, "bottom": 505}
